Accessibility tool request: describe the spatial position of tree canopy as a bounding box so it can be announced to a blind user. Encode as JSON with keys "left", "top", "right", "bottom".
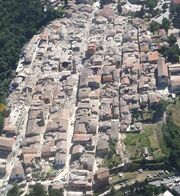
{"left": 161, "top": 18, "right": 171, "bottom": 33}
{"left": 7, "top": 184, "right": 20, "bottom": 196}
{"left": 163, "top": 113, "right": 180, "bottom": 171}
{"left": 168, "top": 34, "right": 177, "bottom": 46}
{"left": 145, "top": 0, "right": 157, "bottom": 12}
{"left": 28, "top": 183, "right": 47, "bottom": 196}
{"left": 171, "top": 4, "right": 180, "bottom": 28}
{"left": 160, "top": 44, "right": 180, "bottom": 63}
{"left": 26, "top": 183, "right": 64, "bottom": 196}
{"left": 150, "top": 21, "right": 160, "bottom": 34}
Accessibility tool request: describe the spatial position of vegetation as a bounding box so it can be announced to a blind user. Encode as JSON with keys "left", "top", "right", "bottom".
{"left": 28, "top": 183, "right": 47, "bottom": 196}
{"left": 159, "top": 30, "right": 180, "bottom": 64}
{"left": 162, "top": 3, "right": 168, "bottom": 11}
{"left": 150, "top": 100, "right": 169, "bottom": 122}
{"left": 171, "top": 4, "right": 180, "bottom": 28}
{"left": 8, "top": 183, "right": 64, "bottom": 196}
{"left": 104, "top": 139, "right": 122, "bottom": 169}
{"left": 109, "top": 181, "right": 166, "bottom": 196}
{"left": 132, "top": 99, "right": 180, "bottom": 171}
{"left": 141, "top": 100, "right": 168, "bottom": 123}
{"left": 142, "top": 109, "right": 154, "bottom": 122}
{"left": 135, "top": 6, "right": 146, "bottom": 18}
{"left": 49, "top": 189, "right": 64, "bottom": 196}
{"left": 7, "top": 184, "right": 20, "bottom": 196}
{"left": 150, "top": 21, "right": 160, "bottom": 34}
{"left": 110, "top": 172, "right": 137, "bottom": 184}
{"left": 163, "top": 115, "right": 180, "bottom": 170}
{"left": 150, "top": 18, "right": 170, "bottom": 34}
{"left": 100, "top": 0, "right": 113, "bottom": 8}
{"left": 162, "top": 18, "right": 171, "bottom": 33}
{"left": 117, "top": 3, "right": 122, "bottom": 14}
{"left": 128, "top": 0, "right": 143, "bottom": 4}
{"left": 160, "top": 44, "right": 180, "bottom": 63}
{"left": 124, "top": 123, "right": 168, "bottom": 161}
{"left": 145, "top": 0, "right": 157, "bottom": 12}
{"left": 164, "top": 100, "right": 180, "bottom": 170}
{"left": 0, "top": 0, "right": 64, "bottom": 132}
{"left": 168, "top": 34, "right": 177, "bottom": 46}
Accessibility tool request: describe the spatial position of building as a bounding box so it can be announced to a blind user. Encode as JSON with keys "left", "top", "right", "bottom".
{"left": 170, "top": 76, "right": 180, "bottom": 92}
{"left": 157, "top": 58, "right": 169, "bottom": 86}
{"left": 169, "top": 64, "right": 180, "bottom": 92}
{"left": 0, "top": 137, "right": 15, "bottom": 157}
{"left": 54, "top": 152, "right": 66, "bottom": 168}
{"left": 148, "top": 51, "right": 159, "bottom": 63}
{"left": 10, "top": 162, "right": 25, "bottom": 182}
{"left": 93, "top": 168, "right": 110, "bottom": 189}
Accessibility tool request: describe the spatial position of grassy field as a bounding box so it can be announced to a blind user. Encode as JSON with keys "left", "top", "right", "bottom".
{"left": 111, "top": 172, "right": 137, "bottom": 184}
{"left": 167, "top": 99, "right": 180, "bottom": 126}
{"left": 124, "top": 123, "right": 167, "bottom": 161}
{"left": 110, "top": 170, "right": 164, "bottom": 185}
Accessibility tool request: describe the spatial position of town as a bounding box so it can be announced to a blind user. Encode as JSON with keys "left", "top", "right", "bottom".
{"left": 0, "top": 0, "right": 180, "bottom": 195}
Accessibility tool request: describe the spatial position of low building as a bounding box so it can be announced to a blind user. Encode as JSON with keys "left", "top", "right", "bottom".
{"left": 54, "top": 152, "right": 66, "bottom": 168}
{"left": 3, "top": 125, "right": 17, "bottom": 136}
{"left": 157, "top": 58, "right": 169, "bottom": 86}
{"left": 96, "top": 138, "right": 108, "bottom": 157}
{"left": 94, "top": 168, "right": 110, "bottom": 189}
{"left": 10, "top": 162, "right": 25, "bottom": 182}
{"left": 73, "top": 134, "right": 92, "bottom": 145}
{"left": 71, "top": 144, "right": 85, "bottom": 161}
{"left": 148, "top": 51, "right": 159, "bottom": 63}
{"left": 148, "top": 93, "right": 161, "bottom": 106}
{"left": 0, "top": 161, "right": 6, "bottom": 177}
{"left": 0, "top": 137, "right": 15, "bottom": 157}
{"left": 170, "top": 76, "right": 180, "bottom": 92}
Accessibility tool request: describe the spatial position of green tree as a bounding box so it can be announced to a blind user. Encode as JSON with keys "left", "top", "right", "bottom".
{"left": 100, "top": 0, "right": 113, "bottom": 9}
{"left": 28, "top": 183, "right": 47, "bottom": 196}
{"left": 162, "top": 111, "right": 180, "bottom": 171}
{"left": 150, "top": 21, "right": 160, "bottom": 34}
{"left": 110, "top": 186, "right": 116, "bottom": 195}
{"left": 49, "top": 188, "right": 64, "bottom": 196}
{"left": 117, "top": 3, "right": 122, "bottom": 14}
{"left": 171, "top": 4, "right": 180, "bottom": 28}
{"left": 166, "top": 44, "right": 180, "bottom": 63}
{"left": 7, "top": 184, "right": 20, "bottom": 196}
{"left": 168, "top": 34, "right": 177, "bottom": 46}
{"left": 64, "top": 0, "right": 68, "bottom": 7}
{"left": 162, "top": 3, "right": 168, "bottom": 10}
{"left": 135, "top": 5, "right": 145, "bottom": 19}
{"left": 145, "top": 0, "right": 157, "bottom": 12}
{"left": 104, "top": 139, "right": 122, "bottom": 168}
{"left": 162, "top": 18, "right": 171, "bottom": 33}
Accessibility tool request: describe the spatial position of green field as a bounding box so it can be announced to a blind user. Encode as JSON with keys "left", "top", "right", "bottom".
{"left": 124, "top": 123, "right": 167, "bottom": 161}
{"left": 167, "top": 100, "right": 180, "bottom": 126}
